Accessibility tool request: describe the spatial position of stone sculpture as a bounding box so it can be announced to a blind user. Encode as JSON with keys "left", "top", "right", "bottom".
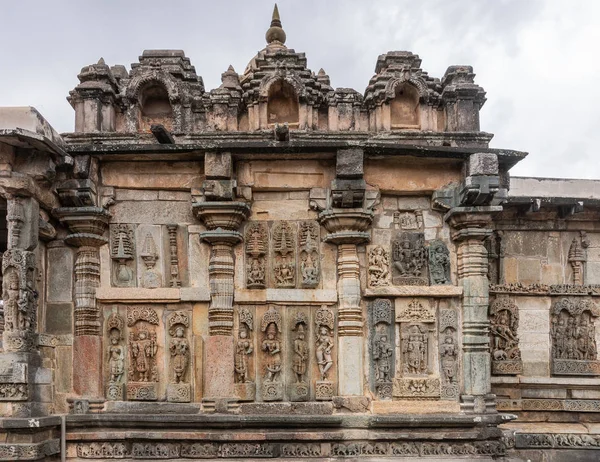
{"left": 166, "top": 224, "right": 181, "bottom": 287}
{"left": 439, "top": 308, "right": 459, "bottom": 399}
{"left": 392, "top": 232, "right": 428, "bottom": 285}
{"left": 140, "top": 233, "right": 161, "bottom": 289}
{"left": 490, "top": 297, "right": 522, "bottom": 375}
{"left": 110, "top": 224, "right": 135, "bottom": 287}
{"left": 261, "top": 306, "right": 283, "bottom": 400}
{"left": 245, "top": 222, "right": 267, "bottom": 289}
{"left": 298, "top": 221, "right": 320, "bottom": 288}
{"left": 371, "top": 299, "right": 393, "bottom": 399}
{"left": 568, "top": 232, "right": 589, "bottom": 285}
{"left": 428, "top": 240, "right": 451, "bottom": 285}
{"left": 272, "top": 222, "right": 296, "bottom": 288}
{"left": 290, "top": 311, "right": 309, "bottom": 401}
{"left": 315, "top": 306, "right": 335, "bottom": 400}
{"left": 127, "top": 307, "right": 159, "bottom": 400}
{"left": 235, "top": 307, "right": 255, "bottom": 401}
{"left": 167, "top": 311, "right": 191, "bottom": 402}
{"left": 368, "top": 245, "right": 391, "bottom": 288}
{"left": 106, "top": 313, "right": 125, "bottom": 400}
{"left": 551, "top": 298, "right": 600, "bottom": 375}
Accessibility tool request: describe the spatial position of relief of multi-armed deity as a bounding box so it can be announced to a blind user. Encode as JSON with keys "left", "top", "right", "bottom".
{"left": 271, "top": 222, "right": 296, "bottom": 288}
{"left": 393, "top": 298, "right": 439, "bottom": 398}
{"left": 392, "top": 232, "right": 428, "bottom": 286}
{"left": 490, "top": 297, "right": 522, "bottom": 375}
{"left": 127, "top": 307, "right": 160, "bottom": 400}
{"left": 428, "top": 240, "right": 451, "bottom": 285}
{"left": 167, "top": 311, "right": 191, "bottom": 402}
{"left": 106, "top": 313, "right": 126, "bottom": 400}
{"left": 367, "top": 246, "right": 391, "bottom": 288}
{"left": 551, "top": 297, "right": 600, "bottom": 375}
{"left": 371, "top": 299, "right": 394, "bottom": 400}
{"left": 245, "top": 221, "right": 322, "bottom": 289}
{"left": 439, "top": 308, "right": 459, "bottom": 399}
{"left": 290, "top": 311, "right": 310, "bottom": 401}
{"left": 245, "top": 223, "right": 267, "bottom": 289}
{"left": 314, "top": 305, "right": 335, "bottom": 400}
{"left": 261, "top": 306, "right": 283, "bottom": 401}
{"left": 235, "top": 307, "right": 255, "bottom": 401}
{"left": 110, "top": 224, "right": 136, "bottom": 287}
{"left": 298, "top": 222, "right": 320, "bottom": 288}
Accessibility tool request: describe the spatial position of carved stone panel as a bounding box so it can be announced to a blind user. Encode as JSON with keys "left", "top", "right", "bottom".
{"left": 260, "top": 306, "right": 283, "bottom": 401}
{"left": 439, "top": 308, "right": 459, "bottom": 399}
{"left": 371, "top": 299, "right": 394, "bottom": 399}
{"left": 298, "top": 221, "right": 320, "bottom": 288}
{"left": 393, "top": 210, "right": 423, "bottom": 231}
{"left": 126, "top": 306, "right": 160, "bottom": 400}
{"left": 289, "top": 310, "right": 310, "bottom": 401}
{"left": 568, "top": 231, "right": 589, "bottom": 285}
{"left": 110, "top": 224, "right": 136, "bottom": 287}
{"left": 367, "top": 245, "right": 391, "bottom": 288}
{"left": 166, "top": 224, "right": 181, "bottom": 288}
{"left": 314, "top": 305, "right": 335, "bottom": 400}
{"left": 490, "top": 297, "right": 522, "bottom": 375}
{"left": 106, "top": 312, "right": 126, "bottom": 401}
{"left": 0, "top": 361, "right": 28, "bottom": 401}
{"left": 136, "top": 225, "right": 163, "bottom": 289}
{"left": 271, "top": 222, "right": 296, "bottom": 288}
{"left": 234, "top": 307, "right": 256, "bottom": 401}
{"left": 245, "top": 222, "right": 267, "bottom": 289}
{"left": 428, "top": 240, "right": 451, "bottom": 285}
{"left": 392, "top": 232, "right": 428, "bottom": 286}
{"left": 551, "top": 297, "right": 600, "bottom": 376}
{"left": 167, "top": 311, "right": 191, "bottom": 402}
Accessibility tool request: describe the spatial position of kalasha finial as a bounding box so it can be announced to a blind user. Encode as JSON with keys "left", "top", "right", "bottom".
{"left": 266, "top": 4, "right": 286, "bottom": 46}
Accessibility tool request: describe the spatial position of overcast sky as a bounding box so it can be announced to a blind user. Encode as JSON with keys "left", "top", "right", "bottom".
{"left": 1, "top": 0, "right": 598, "bottom": 178}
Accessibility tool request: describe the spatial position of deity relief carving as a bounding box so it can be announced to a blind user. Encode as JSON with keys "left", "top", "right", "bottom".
{"left": 2, "top": 249, "right": 36, "bottom": 352}
{"left": 428, "top": 240, "right": 451, "bottom": 285}
{"left": 167, "top": 311, "right": 191, "bottom": 402}
{"left": 290, "top": 311, "right": 309, "bottom": 401}
{"left": 392, "top": 232, "right": 428, "bottom": 285}
{"left": 126, "top": 307, "right": 159, "bottom": 400}
{"left": 367, "top": 245, "right": 391, "bottom": 288}
{"left": 371, "top": 299, "right": 393, "bottom": 399}
{"left": 261, "top": 306, "right": 283, "bottom": 401}
{"left": 140, "top": 233, "right": 161, "bottom": 289}
{"left": 298, "top": 221, "right": 320, "bottom": 288}
{"left": 439, "top": 308, "right": 459, "bottom": 399}
{"left": 245, "top": 223, "right": 267, "bottom": 289}
{"left": 568, "top": 232, "right": 589, "bottom": 285}
{"left": 315, "top": 305, "right": 335, "bottom": 400}
{"left": 393, "top": 210, "right": 423, "bottom": 230}
{"left": 235, "top": 307, "right": 255, "bottom": 401}
{"left": 110, "top": 224, "right": 136, "bottom": 287}
{"left": 490, "top": 297, "right": 522, "bottom": 375}
{"left": 402, "top": 325, "right": 428, "bottom": 375}
{"left": 106, "top": 313, "right": 125, "bottom": 401}
{"left": 551, "top": 298, "right": 600, "bottom": 376}
{"left": 271, "top": 222, "right": 296, "bottom": 288}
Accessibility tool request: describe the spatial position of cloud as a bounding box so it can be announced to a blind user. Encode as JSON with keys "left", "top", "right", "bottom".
{"left": 0, "top": 0, "right": 598, "bottom": 179}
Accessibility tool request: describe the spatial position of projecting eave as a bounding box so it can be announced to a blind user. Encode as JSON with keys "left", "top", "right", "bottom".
{"left": 61, "top": 130, "right": 526, "bottom": 167}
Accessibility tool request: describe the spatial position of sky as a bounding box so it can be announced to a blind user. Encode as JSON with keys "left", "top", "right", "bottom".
{"left": 1, "top": 0, "right": 599, "bottom": 179}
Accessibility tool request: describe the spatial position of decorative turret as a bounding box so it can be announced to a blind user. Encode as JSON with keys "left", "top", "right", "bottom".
{"left": 441, "top": 65, "right": 486, "bottom": 131}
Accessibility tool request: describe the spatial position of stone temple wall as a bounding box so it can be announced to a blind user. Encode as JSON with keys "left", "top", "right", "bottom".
{"left": 0, "top": 6, "right": 598, "bottom": 461}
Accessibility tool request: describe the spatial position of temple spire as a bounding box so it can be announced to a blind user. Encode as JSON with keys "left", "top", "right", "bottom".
{"left": 265, "top": 3, "right": 286, "bottom": 46}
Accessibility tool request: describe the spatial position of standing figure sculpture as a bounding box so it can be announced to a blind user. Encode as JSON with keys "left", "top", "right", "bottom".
{"left": 373, "top": 334, "right": 393, "bottom": 382}
{"left": 316, "top": 326, "right": 334, "bottom": 381}
{"left": 235, "top": 326, "right": 253, "bottom": 383}
{"left": 131, "top": 330, "right": 157, "bottom": 382}
{"left": 293, "top": 324, "right": 308, "bottom": 383}
{"left": 262, "top": 323, "right": 282, "bottom": 382}
{"left": 169, "top": 326, "right": 189, "bottom": 384}
{"left": 108, "top": 335, "right": 125, "bottom": 384}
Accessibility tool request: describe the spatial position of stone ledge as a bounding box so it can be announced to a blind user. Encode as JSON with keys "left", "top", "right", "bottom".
{"left": 364, "top": 286, "right": 463, "bottom": 298}
{"left": 235, "top": 289, "right": 338, "bottom": 304}
{"left": 492, "top": 376, "right": 600, "bottom": 386}
{"left": 96, "top": 287, "right": 181, "bottom": 302}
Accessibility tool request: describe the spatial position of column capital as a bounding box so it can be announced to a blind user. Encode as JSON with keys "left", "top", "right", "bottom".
{"left": 54, "top": 206, "right": 110, "bottom": 247}
{"left": 192, "top": 201, "right": 250, "bottom": 231}
{"left": 445, "top": 206, "right": 501, "bottom": 242}
{"left": 317, "top": 209, "right": 373, "bottom": 245}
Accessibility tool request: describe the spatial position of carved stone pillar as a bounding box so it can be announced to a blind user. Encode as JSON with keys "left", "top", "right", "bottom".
{"left": 193, "top": 201, "right": 250, "bottom": 406}
{"left": 55, "top": 207, "right": 109, "bottom": 397}
{"left": 447, "top": 207, "right": 500, "bottom": 413}
{"left": 319, "top": 210, "right": 373, "bottom": 396}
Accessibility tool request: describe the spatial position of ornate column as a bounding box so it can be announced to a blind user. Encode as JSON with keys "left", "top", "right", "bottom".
{"left": 447, "top": 207, "right": 499, "bottom": 413}
{"left": 193, "top": 201, "right": 250, "bottom": 407}
{"left": 55, "top": 206, "right": 109, "bottom": 397}
{"left": 319, "top": 211, "right": 373, "bottom": 397}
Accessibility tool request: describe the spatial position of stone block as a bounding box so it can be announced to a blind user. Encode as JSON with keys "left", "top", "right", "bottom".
{"left": 47, "top": 247, "right": 73, "bottom": 303}
{"left": 158, "top": 191, "right": 190, "bottom": 201}
{"left": 522, "top": 388, "right": 567, "bottom": 399}
{"left": 110, "top": 201, "right": 194, "bottom": 224}
{"left": 541, "top": 263, "right": 564, "bottom": 285}
{"left": 503, "top": 257, "right": 518, "bottom": 283}
{"left": 336, "top": 148, "right": 364, "bottom": 178}
{"left": 115, "top": 189, "right": 159, "bottom": 201}
{"left": 45, "top": 303, "right": 73, "bottom": 335}
{"left": 332, "top": 396, "right": 370, "bottom": 413}
{"left": 518, "top": 258, "right": 542, "bottom": 284}
{"left": 167, "top": 383, "right": 191, "bottom": 403}
{"left": 468, "top": 152, "right": 498, "bottom": 176}
{"left": 381, "top": 196, "right": 398, "bottom": 210}
{"left": 203, "top": 336, "right": 234, "bottom": 398}
{"left": 102, "top": 161, "right": 202, "bottom": 189}
{"left": 423, "top": 210, "right": 442, "bottom": 228}
{"left": 519, "top": 310, "right": 550, "bottom": 334}
{"left": 516, "top": 296, "right": 551, "bottom": 311}
{"left": 586, "top": 261, "right": 600, "bottom": 284}
{"left": 571, "top": 389, "right": 600, "bottom": 399}
{"left": 205, "top": 152, "right": 232, "bottom": 179}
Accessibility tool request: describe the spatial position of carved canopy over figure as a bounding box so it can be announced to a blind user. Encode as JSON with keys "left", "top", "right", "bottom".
{"left": 551, "top": 298, "right": 599, "bottom": 361}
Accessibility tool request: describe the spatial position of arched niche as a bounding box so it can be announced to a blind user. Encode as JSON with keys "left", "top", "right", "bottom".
{"left": 390, "top": 83, "right": 420, "bottom": 129}
{"left": 267, "top": 80, "right": 299, "bottom": 127}
{"left": 138, "top": 83, "right": 173, "bottom": 132}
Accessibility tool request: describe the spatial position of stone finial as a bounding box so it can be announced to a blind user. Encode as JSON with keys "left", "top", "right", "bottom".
{"left": 266, "top": 4, "right": 286, "bottom": 46}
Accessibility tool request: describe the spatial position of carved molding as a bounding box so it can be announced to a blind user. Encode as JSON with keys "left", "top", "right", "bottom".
{"left": 516, "top": 433, "right": 600, "bottom": 449}
{"left": 490, "top": 283, "right": 600, "bottom": 296}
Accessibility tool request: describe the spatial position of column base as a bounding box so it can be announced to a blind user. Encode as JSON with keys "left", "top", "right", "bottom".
{"left": 460, "top": 393, "right": 497, "bottom": 414}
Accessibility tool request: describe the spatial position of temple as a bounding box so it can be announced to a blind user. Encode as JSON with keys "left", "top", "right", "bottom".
{"left": 0, "top": 5, "right": 598, "bottom": 461}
